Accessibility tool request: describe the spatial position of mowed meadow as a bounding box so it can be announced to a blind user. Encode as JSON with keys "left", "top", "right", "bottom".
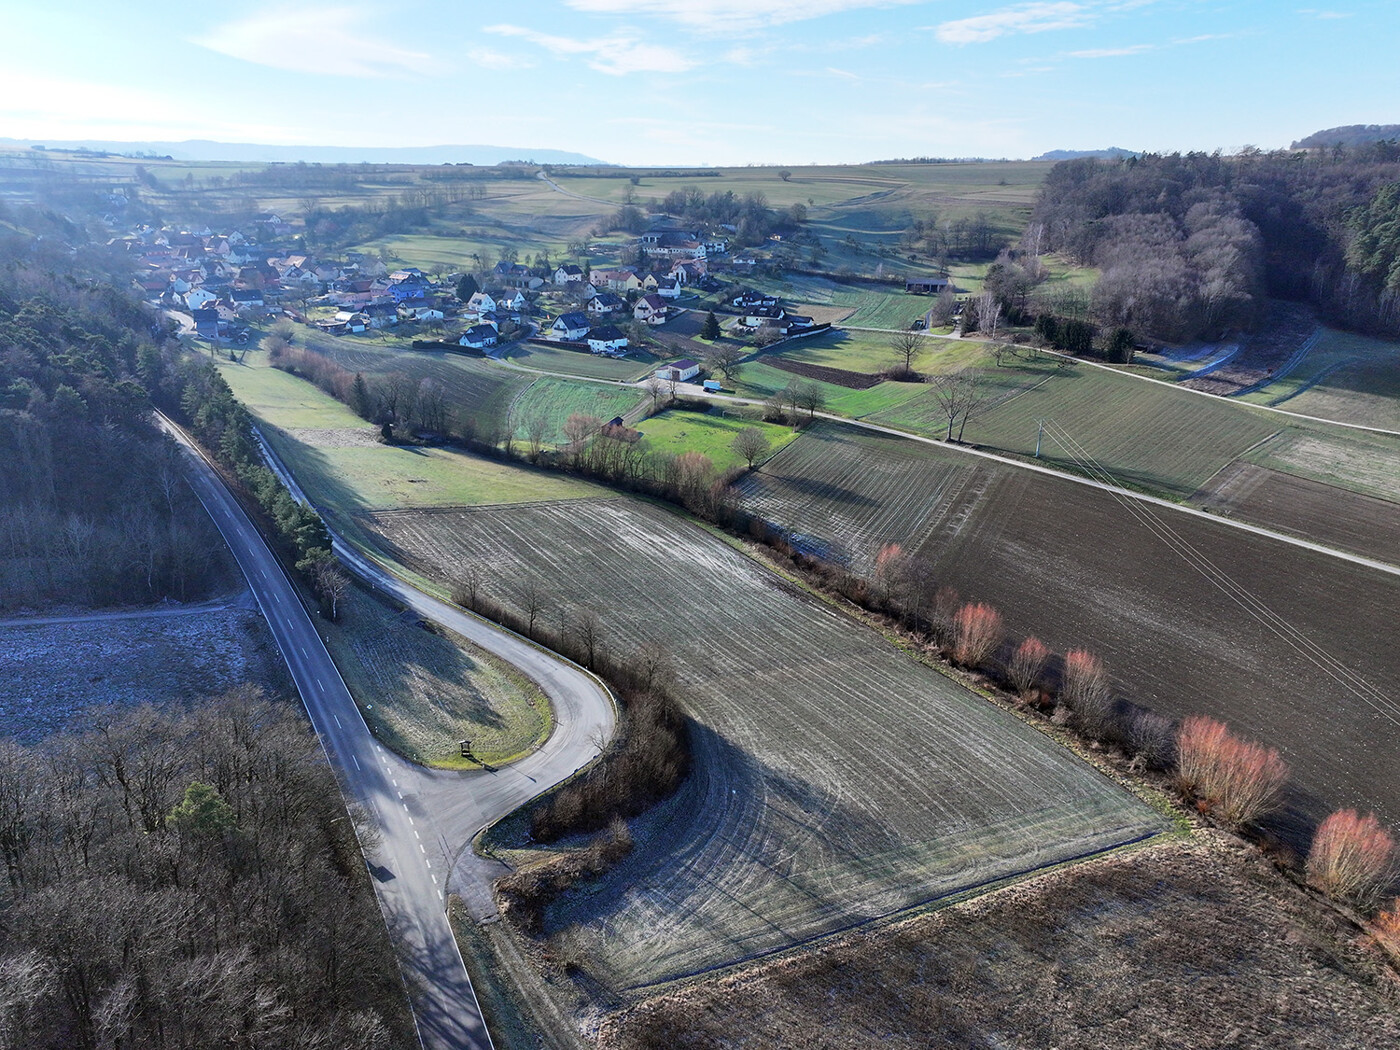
{"left": 737, "top": 423, "right": 1400, "bottom": 838}
{"left": 361, "top": 497, "right": 1163, "bottom": 989}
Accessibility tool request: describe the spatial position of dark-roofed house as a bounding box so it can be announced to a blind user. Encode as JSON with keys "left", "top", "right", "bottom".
{"left": 585, "top": 325, "right": 629, "bottom": 355}
{"left": 460, "top": 325, "right": 499, "bottom": 350}
{"left": 586, "top": 291, "right": 625, "bottom": 315}
{"left": 634, "top": 293, "right": 668, "bottom": 325}
{"left": 191, "top": 308, "right": 219, "bottom": 340}
{"left": 550, "top": 312, "right": 591, "bottom": 341}
{"left": 553, "top": 263, "right": 584, "bottom": 285}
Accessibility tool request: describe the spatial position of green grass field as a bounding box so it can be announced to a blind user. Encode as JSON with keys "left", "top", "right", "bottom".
{"left": 323, "top": 584, "right": 551, "bottom": 768}
{"left": 1238, "top": 327, "right": 1400, "bottom": 430}
{"left": 731, "top": 360, "right": 929, "bottom": 418}
{"left": 635, "top": 407, "right": 797, "bottom": 470}
{"left": 771, "top": 329, "right": 961, "bottom": 374}
{"left": 215, "top": 355, "right": 609, "bottom": 546}
{"left": 501, "top": 341, "right": 663, "bottom": 381}
{"left": 507, "top": 376, "right": 648, "bottom": 442}
{"left": 871, "top": 358, "right": 1281, "bottom": 496}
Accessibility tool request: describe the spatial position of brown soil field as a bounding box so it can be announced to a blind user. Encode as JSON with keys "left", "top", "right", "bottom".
{"left": 738, "top": 425, "right": 1400, "bottom": 841}
{"left": 599, "top": 831, "right": 1400, "bottom": 1050}
{"left": 360, "top": 497, "right": 1162, "bottom": 990}
{"left": 764, "top": 355, "right": 883, "bottom": 389}
{"left": 1193, "top": 461, "right": 1400, "bottom": 566}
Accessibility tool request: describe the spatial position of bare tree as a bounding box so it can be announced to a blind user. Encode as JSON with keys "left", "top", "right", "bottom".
{"left": 889, "top": 330, "right": 923, "bottom": 375}
{"left": 311, "top": 557, "right": 350, "bottom": 621}
{"left": 929, "top": 369, "right": 980, "bottom": 441}
{"left": 643, "top": 376, "right": 668, "bottom": 413}
{"left": 704, "top": 342, "right": 744, "bottom": 383}
{"left": 793, "top": 381, "right": 826, "bottom": 422}
{"left": 730, "top": 426, "right": 771, "bottom": 469}
{"left": 563, "top": 413, "right": 603, "bottom": 459}
{"left": 521, "top": 579, "right": 545, "bottom": 637}
{"left": 524, "top": 413, "right": 553, "bottom": 459}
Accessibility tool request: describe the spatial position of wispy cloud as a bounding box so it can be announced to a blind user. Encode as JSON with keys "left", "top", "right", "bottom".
{"left": 1297, "top": 8, "right": 1353, "bottom": 19}
{"left": 1068, "top": 43, "right": 1154, "bottom": 57}
{"left": 565, "top": 0, "right": 921, "bottom": 33}
{"left": 934, "top": 2, "right": 1095, "bottom": 45}
{"left": 465, "top": 48, "right": 535, "bottom": 72}
{"left": 485, "top": 25, "right": 695, "bottom": 76}
{"left": 193, "top": 6, "right": 439, "bottom": 77}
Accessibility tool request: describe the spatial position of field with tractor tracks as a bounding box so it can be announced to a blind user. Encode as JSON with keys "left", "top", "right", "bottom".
{"left": 736, "top": 423, "right": 1400, "bottom": 841}
{"left": 359, "top": 497, "right": 1162, "bottom": 990}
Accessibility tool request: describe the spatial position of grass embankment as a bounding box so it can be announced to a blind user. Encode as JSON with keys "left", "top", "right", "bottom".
{"left": 323, "top": 584, "right": 550, "bottom": 768}
{"left": 1237, "top": 326, "right": 1400, "bottom": 431}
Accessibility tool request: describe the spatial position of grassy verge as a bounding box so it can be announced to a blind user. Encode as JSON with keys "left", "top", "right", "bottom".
{"left": 321, "top": 582, "right": 551, "bottom": 768}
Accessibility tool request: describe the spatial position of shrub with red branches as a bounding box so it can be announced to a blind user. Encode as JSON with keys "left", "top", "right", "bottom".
{"left": 1175, "top": 715, "right": 1289, "bottom": 827}
{"left": 1306, "top": 809, "right": 1397, "bottom": 912}
{"left": 1061, "top": 649, "right": 1113, "bottom": 738}
{"left": 1007, "top": 637, "right": 1050, "bottom": 702}
{"left": 1373, "top": 900, "right": 1400, "bottom": 960}
{"left": 952, "top": 602, "right": 1003, "bottom": 669}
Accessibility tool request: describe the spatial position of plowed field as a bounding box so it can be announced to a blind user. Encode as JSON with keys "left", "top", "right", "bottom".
{"left": 360, "top": 498, "right": 1161, "bottom": 989}
{"left": 737, "top": 425, "right": 1400, "bottom": 840}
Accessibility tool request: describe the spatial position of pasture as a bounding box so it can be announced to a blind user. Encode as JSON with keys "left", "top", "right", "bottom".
{"left": 323, "top": 584, "right": 551, "bottom": 768}
{"left": 502, "top": 341, "right": 662, "bottom": 382}
{"left": 634, "top": 407, "right": 797, "bottom": 470}
{"left": 735, "top": 423, "right": 1400, "bottom": 842}
{"left": 507, "top": 376, "right": 649, "bottom": 442}
{"left": 361, "top": 497, "right": 1162, "bottom": 990}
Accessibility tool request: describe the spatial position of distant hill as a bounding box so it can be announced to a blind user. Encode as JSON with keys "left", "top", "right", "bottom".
{"left": 1292, "top": 125, "right": 1400, "bottom": 149}
{"left": 3, "top": 138, "right": 606, "bottom": 166}
{"left": 1033, "top": 147, "right": 1139, "bottom": 161}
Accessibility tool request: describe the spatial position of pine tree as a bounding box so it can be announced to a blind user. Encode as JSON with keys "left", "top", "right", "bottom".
{"left": 702, "top": 310, "right": 721, "bottom": 340}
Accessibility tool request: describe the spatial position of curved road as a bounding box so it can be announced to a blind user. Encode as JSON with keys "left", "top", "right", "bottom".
{"left": 162, "top": 416, "right": 616, "bottom": 1050}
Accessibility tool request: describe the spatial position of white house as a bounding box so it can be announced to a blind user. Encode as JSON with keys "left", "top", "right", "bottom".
{"left": 585, "top": 325, "right": 629, "bottom": 355}
{"left": 656, "top": 277, "right": 682, "bottom": 300}
{"left": 586, "top": 291, "right": 625, "bottom": 315}
{"left": 466, "top": 291, "right": 498, "bottom": 315}
{"left": 549, "top": 311, "right": 591, "bottom": 341}
{"left": 334, "top": 310, "right": 369, "bottom": 333}
{"left": 496, "top": 289, "right": 528, "bottom": 312}
{"left": 460, "top": 324, "right": 499, "bottom": 350}
{"left": 634, "top": 293, "right": 668, "bottom": 325}
{"left": 554, "top": 263, "right": 584, "bottom": 285}
{"left": 184, "top": 287, "right": 218, "bottom": 311}
{"left": 655, "top": 358, "right": 700, "bottom": 383}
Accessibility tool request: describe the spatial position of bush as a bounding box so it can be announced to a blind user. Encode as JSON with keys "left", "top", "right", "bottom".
{"left": 1061, "top": 649, "right": 1114, "bottom": 739}
{"left": 1126, "top": 708, "right": 1176, "bottom": 769}
{"left": 1373, "top": 900, "right": 1400, "bottom": 960}
{"left": 1007, "top": 637, "right": 1050, "bottom": 702}
{"left": 1306, "top": 809, "right": 1396, "bottom": 912}
{"left": 1175, "top": 715, "right": 1289, "bottom": 827}
{"left": 952, "top": 602, "right": 1002, "bottom": 669}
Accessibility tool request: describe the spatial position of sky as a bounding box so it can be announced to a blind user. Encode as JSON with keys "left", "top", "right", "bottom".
{"left": 1, "top": 1, "right": 1396, "bottom": 165}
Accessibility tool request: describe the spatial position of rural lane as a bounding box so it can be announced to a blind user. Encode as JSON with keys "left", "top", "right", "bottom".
{"left": 162, "top": 416, "right": 616, "bottom": 1050}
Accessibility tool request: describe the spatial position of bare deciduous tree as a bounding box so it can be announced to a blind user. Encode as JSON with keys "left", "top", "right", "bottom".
{"left": 888, "top": 330, "right": 923, "bottom": 375}
{"left": 730, "top": 427, "right": 771, "bottom": 469}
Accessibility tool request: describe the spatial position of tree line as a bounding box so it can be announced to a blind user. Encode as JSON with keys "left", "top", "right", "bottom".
{"left": 0, "top": 691, "right": 414, "bottom": 1050}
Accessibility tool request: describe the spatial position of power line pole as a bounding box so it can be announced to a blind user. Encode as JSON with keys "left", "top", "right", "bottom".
{"left": 1035, "top": 418, "right": 1045, "bottom": 458}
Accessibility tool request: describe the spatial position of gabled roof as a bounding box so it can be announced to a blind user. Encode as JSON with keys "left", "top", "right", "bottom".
{"left": 555, "top": 311, "right": 590, "bottom": 328}
{"left": 637, "top": 293, "right": 666, "bottom": 310}
{"left": 588, "top": 324, "right": 626, "bottom": 341}
{"left": 672, "top": 358, "right": 699, "bottom": 370}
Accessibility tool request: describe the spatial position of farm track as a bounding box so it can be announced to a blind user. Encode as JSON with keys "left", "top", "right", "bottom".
{"left": 361, "top": 497, "right": 1163, "bottom": 989}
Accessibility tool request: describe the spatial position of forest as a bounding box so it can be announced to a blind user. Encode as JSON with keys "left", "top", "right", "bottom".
{"left": 0, "top": 693, "right": 412, "bottom": 1050}
{"left": 1027, "top": 145, "right": 1400, "bottom": 341}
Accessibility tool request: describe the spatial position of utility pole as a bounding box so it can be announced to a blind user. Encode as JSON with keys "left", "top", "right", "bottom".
{"left": 1035, "top": 418, "right": 1045, "bottom": 458}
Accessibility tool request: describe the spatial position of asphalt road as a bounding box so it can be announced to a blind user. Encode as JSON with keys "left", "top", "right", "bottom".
{"left": 162, "top": 416, "right": 616, "bottom": 1050}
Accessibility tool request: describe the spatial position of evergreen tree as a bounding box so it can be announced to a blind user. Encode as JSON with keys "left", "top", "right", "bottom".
{"left": 702, "top": 310, "right": 722, "bottom": 340}
{"left": 456, "top": 273, "right": 479, "bottom": 302}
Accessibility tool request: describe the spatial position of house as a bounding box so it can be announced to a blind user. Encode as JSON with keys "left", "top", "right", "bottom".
{"left": 334, "top": 311, "right": 369, "bottom": 333}
{"left": 586, "top": 291, "right": 625, "bottom": 315}
{"left": 905, "top": 276, "right": 951, "bottom": 295}
{"left": 460, "top": 325, "right": 499, "bottom": 350}
{"left": 184, "top": 287, "right": 218, "bottom": 312}
{"left": 191, "top": 308, "right": 220, "bottom": 340}
{"left": 492, "top": 261, "right": 533, "bottom": 287}
{"left": 550, "top": 312, "right": 591, "bottom": 341}
{"left": 591, "top": 268, "right": 643, "bottom": 293}
{"left": 229, "top": 288, "right": 265, "bottom": 309}
{"left": 732, "top": 289, "right": 779, "bottom": 310}
{"left": 642, "top": 273, "right": 661, "bottom": 292}
{"left": 704, "top": 238, "right": 729, "bottom": 256}
{"left": 466, "top": 291, "right": 498, "bottom": 315}
{"left": 553, "top": 263, "right": 584, "bottom": 285}
{"left": 671, "top": 259, "right": 706, "bottom": 283}
{"left": 743, "top": 305, "right": 786, "bottom": 327}
{"left": 585, "top": 325, "right": 629, "bottom": 355}
{"left": 640, "top": 229, "right": 706, "bottom": 260}
{"left": 634, "top": 293, "right": 668, "bottom": 325}
{"left": 655, "top": 358, "right": 700, "bottom": 383}
{"left": 389, "top": 271, "right": 432, "bottom": 302}
{"left": 656, "top": 277, "right": 682, "bottom": 300}
{"left": 495, "top": 289, "right": 528, "bottom": 312}
{"left": 408, "top": 306, "right": 445, "bottom": 322}
{"left": 364, "top": 302, "right": 400, "bottom": 328}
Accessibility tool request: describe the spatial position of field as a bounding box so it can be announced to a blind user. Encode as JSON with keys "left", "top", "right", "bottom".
{"left": 507, "top": 377, "right": 649, "bottom": 442}
{"left": 735, "top": 424, "right": 1400, "bottom": 840}
{"left": 0, "top": 601, "right": 288, "bottom": 741}
{"left": 731, "top": 360, "right": 928, "bottom": 418}
{"left": 1238, "top": 326, "right": 1400, "bottom": 430}
{"left": 322, "top": 583, "right": 550, "bottom": 768}
{"left": 870, "top": 357, "right": 1281, "bottom": 497}
{"left": 215, "top": 356, "right": 609, "bottom": 545}
{"left": 501, "top": 341, "right": 663, "bottom": 382}
{"left": 1243, "top": 422, "right": 1400, "bottom": 506}
{"left": 360, "top": 497, "right": 1162, "bottom": 990}
{"left": 767, "top": 329, "right": 945, "bottom": 375}
{"left": 601, "top": 831, "right": 1400, "bottom": 1050}
{"left": 633, "top": 407, "right": 797, "bottom": 470}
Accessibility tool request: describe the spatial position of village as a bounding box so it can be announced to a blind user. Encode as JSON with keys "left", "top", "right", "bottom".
{"left": 115, "top": 212, "right": 838, "bottom": 369}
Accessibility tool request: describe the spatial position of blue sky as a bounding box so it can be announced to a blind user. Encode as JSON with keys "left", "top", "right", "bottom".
{"left": 1, "top": 1, "right": 1395, "bottom": 164}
